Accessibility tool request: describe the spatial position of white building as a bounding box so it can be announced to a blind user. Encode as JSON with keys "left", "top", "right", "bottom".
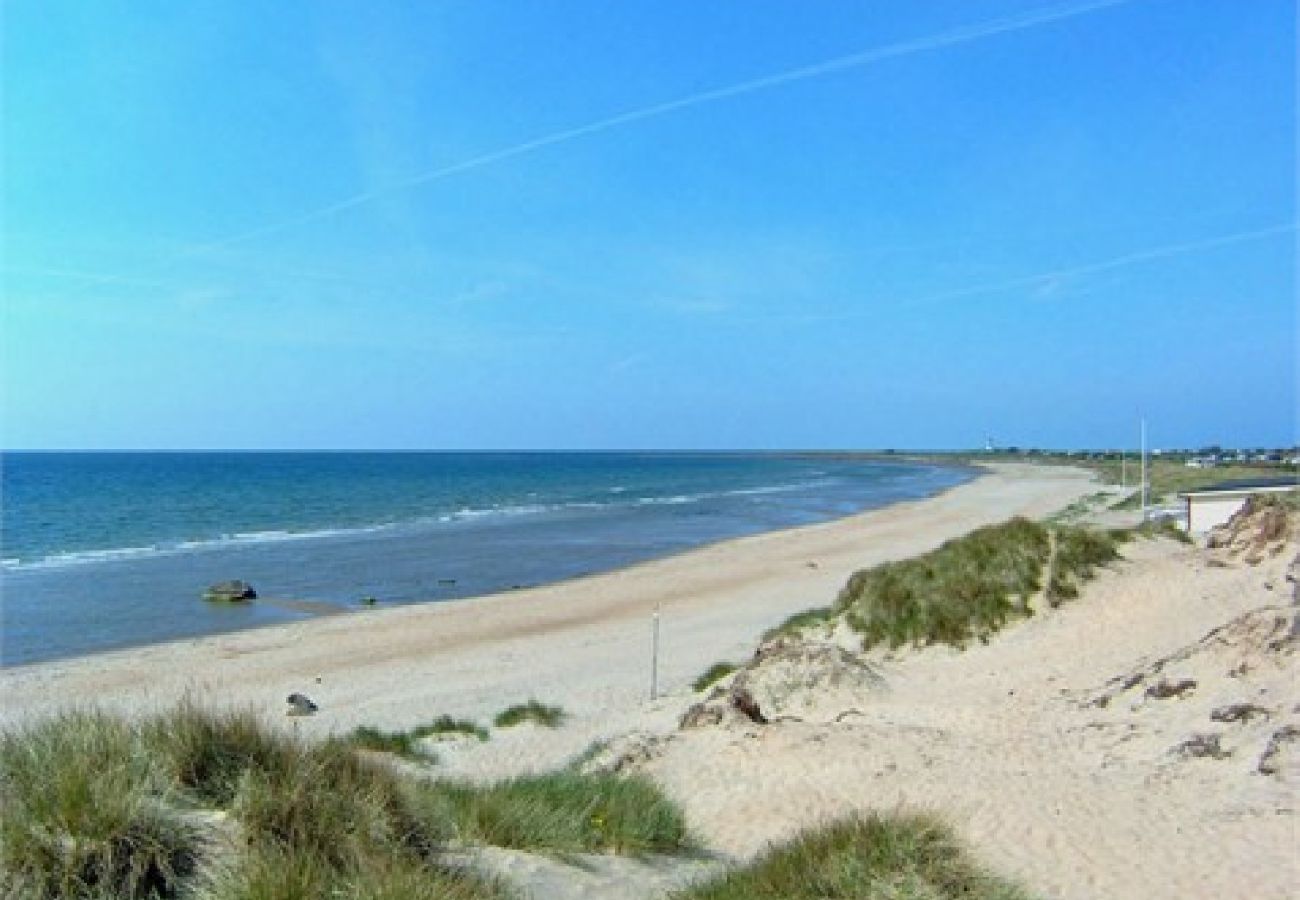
{"left": 1180, "top": 484, "right": 1298, "bottom": 534}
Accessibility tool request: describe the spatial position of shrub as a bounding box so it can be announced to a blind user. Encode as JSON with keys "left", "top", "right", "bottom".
{"left": 692, "top": 662, "right": 738, "bottom": 692}
{"left": 426, "top": 771, "right": 693, "bottom": 856}
{"left": 493, "top": 700, "right": 566, "bottom": 729}
{"left": 674, "top": 812, "right": 1030, "bottom": 900}
{"left": 0, "top": 710, "right": 199, "bottom": 900}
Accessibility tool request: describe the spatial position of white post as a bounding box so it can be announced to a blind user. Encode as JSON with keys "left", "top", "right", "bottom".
{"left": 1140, "top": 418, "right": 1148, "bottom": 518}
{"left": 650, "top": 604, "right": 660, "bottom": 700}
{"left": 1121, "top": 450, "right": 1126, "bottom": 490}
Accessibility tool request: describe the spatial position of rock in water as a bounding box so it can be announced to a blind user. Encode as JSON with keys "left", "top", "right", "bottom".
{"left": 203, "top": 580, "right": 257, "bottom": 602}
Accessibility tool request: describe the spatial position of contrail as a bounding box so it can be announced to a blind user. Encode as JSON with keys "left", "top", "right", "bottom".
{"left": 187, "top": 0, "right": 1134, "bottom": 255}
{"left": 763, "top": 222, "right": 1297, "bottom": 323}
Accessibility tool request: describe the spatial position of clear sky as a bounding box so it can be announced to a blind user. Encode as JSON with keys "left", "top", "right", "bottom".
{"left": 3, "top": 0, "right": 1295, "bottom": 451}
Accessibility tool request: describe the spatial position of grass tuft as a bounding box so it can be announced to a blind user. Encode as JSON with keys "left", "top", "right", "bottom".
{"left": 0, "top": 710, "right": 200, "bottom": 899}
{"left": 143, "top": 699, "right": 300, "bottom": 806}
{"left": 1044, "top": 525, "right": 1123, "bottom": 606}
{"left": 348, "top": 726, "right": 436, "bottom": 762}
{"left": 493, "top": 700, "right": 566, "bottom": 729}
{"left": 692, "top": 662, "right": 738, "bottom": 692}
{"left": 761, "top": 606, "right": 835, "bottom": 642}
{"left": 412, "top": 716, "right": 490, "bottom": 743}
{"left": 426, "top": 771, "right": 693, "bottom": 856}
{"left": 673, "top": 812, "right": 1031, "bottom": 900}
{"left": 233, "top": 739, "right": 446, "bottom": 869}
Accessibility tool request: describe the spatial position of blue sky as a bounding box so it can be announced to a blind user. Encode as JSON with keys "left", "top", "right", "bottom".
{"left": 3, "top": 0, "right": 1295, "bottom": 450}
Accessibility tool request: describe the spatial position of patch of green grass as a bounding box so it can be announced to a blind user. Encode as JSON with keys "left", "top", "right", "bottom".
{"left": 0, "top": 710, "right": 200, "bottom": 899}
{"left": 411, "top": 716, "right": 489, "bottom": 743}
{"left": 199, "top": 842, "right": 508, "bottom": 900}
{"left": 232, "top": 739, "right": 445, "bottom": 871}
{"left": 673, "top": 812, "right": 1031, "bottom": 900}
{"left": 1045, "top": 525, "right": 1124, "bottom": 606}
{"left": 426, "top": 771, "right": 694, "bottom": 856}
{"left": 692, "top": 662, "right": 738, "bottom": 692}
{"left": 762, "top": 606, "right": 835, "bottom": 641}
{"left": 837, "top": 518, "right": 1051, "bottom": 649}
{"left": 143, "top": 699, "right": 300, "bottom": 806}
{"left": 493, "top": 700, "right": 566, "bottom": 729}
{"left": 1130, "top": 516, "right": 1193, "bottom": 544}
{"left": 348, "top": 726, "right": 435, "bottom": 761}
{"left": 348, "top": 715, "right": 488, "bottom": 760}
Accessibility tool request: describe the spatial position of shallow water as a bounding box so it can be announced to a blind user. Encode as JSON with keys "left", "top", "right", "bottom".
{"left": 0, "top": 452, "right": 973, "bottom": 665}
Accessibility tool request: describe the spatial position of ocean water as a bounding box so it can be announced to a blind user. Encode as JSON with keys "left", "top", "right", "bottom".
{"left": 0, "top": 452, "right": 973, "bottom": 665}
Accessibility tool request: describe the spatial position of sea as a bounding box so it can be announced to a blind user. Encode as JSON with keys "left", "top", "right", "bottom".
{"left": 0, "top": 452, "right": 974, "bottom": 666}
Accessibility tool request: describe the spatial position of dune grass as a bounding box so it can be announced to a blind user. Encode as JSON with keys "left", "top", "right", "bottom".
{"left": 1044, "top": 526, "right": 1124, "bottom": 606}
{"left": 762, "top": 605, "right": 835, "bottom": 641}
{"left": 835, "top": 517, "right": 1126, "bottom": 648}
{"left": 425, "top": 771, "right": 694, "bottom": 856}
{"left": 348, "top": 725, "right": 438, "bottom": 761}
{"left": 0, "top": 710, "right": 201, "bottom": 899}
{"left": 673, "top": 812, "right": 1031, "bottom": 900}
{"left": 349, "top": 715, "right": 489, "bottom": 760}
{"left": 692, "top": 661, "right": 739, "bottom": 692}
{"left": 493, "top": 700, "right": 566, "bottom": 729}
{"left": 1, "top": 702, "right": 693, "bottom": 899}
{"left": 837, "top": 517, "right": 1051, "bottom": 649}
{"left": 143, "top": 699, "right": 300, "bottom": 805}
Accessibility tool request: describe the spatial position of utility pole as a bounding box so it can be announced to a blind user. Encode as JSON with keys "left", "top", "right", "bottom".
{"left": 1121, "top": 450, "right": 1127, "bottom": 490}
{"left": 1140, "top": 418, "right": 1148, "bottom": 519}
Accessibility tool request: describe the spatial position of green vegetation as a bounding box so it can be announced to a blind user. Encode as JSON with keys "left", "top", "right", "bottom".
{"left": 0, "top": 710, "right": 199, "bottom": 899}
{"left": 835, "top": 517, "right": 1127, "bottom": 648}
{"left": 1044, "top": 527, "right": 1124, "bottom": 605}
{"left": 1074, "top": 456, "right": 1289, "bottom": 504}
{"left": 428, "top": 772, "right": 694, "bottom": 856}
{"left": 348, "top": 725, "right": 437, "bottom": 761}
{"left": 837, "top": 518, "right": 1050, "bottom": 648}
{"left": 673, "top": 812, "right": 1030, "bottom": 900}
{"left": 349, "top": 715, "right": 489, "bottom": 760}
{"left": 692, "top": 662, "right": 738, "bottom": 692}
{"left": 762, "top": 605, "right": 835, "bottom": 641}
{"left": 1, "top": 702, "right": 689, "bottom": 899}
{"left": 144, "top": 699, "right": 299, "bottom": 805}
{"left": 415, "top": 715, "right": 490, "bottom": 742}
{"left": 493, "top": 700, "right": 566, "bottom": 729}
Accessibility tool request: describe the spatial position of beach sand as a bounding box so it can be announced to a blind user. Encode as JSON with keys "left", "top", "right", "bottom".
{"left": 5, "top": 462, "right": 1294, "bottom": 899}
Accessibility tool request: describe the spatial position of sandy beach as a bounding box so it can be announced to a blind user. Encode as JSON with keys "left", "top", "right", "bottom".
{"left": 0, "top": 463, "right": 1091, "bottom": 730}
{"left": 4, "top": 461, "right": 1296, "bottom": 899}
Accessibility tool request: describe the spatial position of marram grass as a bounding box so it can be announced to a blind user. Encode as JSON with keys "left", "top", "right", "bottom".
{"left": 0, "top": 702, "right": 700, "bottom": 899}
{"left": 493, "top": 699, "right": 566, "bottom": 729}
{"left": 425, "top": 771, "right": 694, "bottom": 856}
{"left": 836, "top": 517, "right": 1125, "bottom": 649}
{"left": 673, "top": 812, "right": 1032, "bottom": 900}
{"left": 692, "top": 661, "right": 738, "bottom": 692}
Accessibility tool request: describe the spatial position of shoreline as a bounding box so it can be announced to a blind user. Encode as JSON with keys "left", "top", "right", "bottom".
{"left": 0, "top": 462, "right": 1094, "bottom": 727}
{"left": 1, "top": 456, "right": 975, "bottom": 667}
